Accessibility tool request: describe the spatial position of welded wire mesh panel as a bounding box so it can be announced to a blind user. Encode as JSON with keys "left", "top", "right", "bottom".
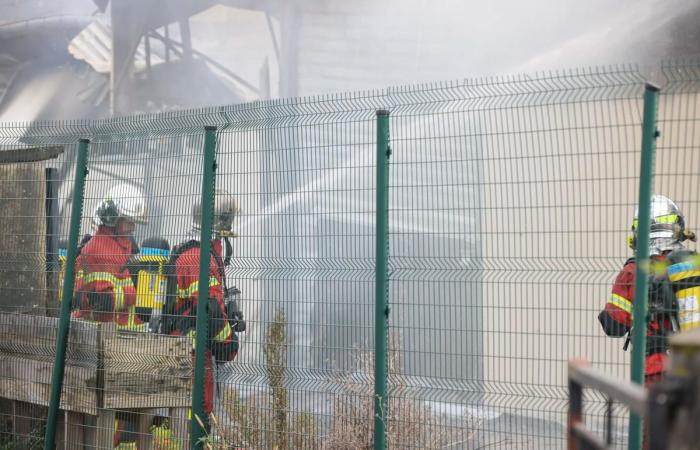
{"left": 213, "top": 98, "right": 391, "bottom": 448}
{"left": 655, "top": 61, "right": 700, "bottom": 254}
{"left": 71, "top": 118, "right": 216, "bottom": 449}
{"left": 0, "top": 123, "right": 90, "bottom": 449}
{"left": 1, "top": 60, "right": 700, "bottom": 449}
{"left": 387, "top": 68, "right": 647, "bottom": 449}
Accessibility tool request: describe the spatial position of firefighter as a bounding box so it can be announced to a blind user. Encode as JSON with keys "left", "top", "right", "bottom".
{"left": 163, "top": 190, "right": 243, "bottom": 427}
{"left": 71, "top": 184, "right": 148, "bottom": 449}
{"left": 72, "top": 184, "right": 148, "bottom": 332}
{"left": 598, "top": 194, "right": 697, "bottom": 386}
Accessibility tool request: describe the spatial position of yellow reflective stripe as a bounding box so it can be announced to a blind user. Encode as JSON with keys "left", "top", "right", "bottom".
{"left": 185, "top": 322, "right": 231, "bottom": 348}
{"left": 633, "top": 214, "right": 678, "bottom": 230}
{"left": 187, "top": 329, "right": 197, "bottom": 350}
{"left": 82, "top": 272, "right": 133, "bottom": 310}
{"left": 655, "top": 213, "right": 678, "bottom": 224}
{"left": 114, "top": 443, "right": 137, "bottom": 450}
{"left": 116, "top": 306, "right": 148, "bottom": 332}
{"left": 608, "top": 293, "right": 633, "bottom": 314}
{"left": 677, "top": 287, "right": 700, "bottom": 299}
{"left": 669, "top": 270, "right": 700, "bottom": 283}
{"left": 82, "top": 272, "right": 132, "bottom": 286}
{"left": 213, "top": 321, "right": 232, "bottom": 343}
{"left": 177, "top": 276, "right": 219, "bottom": 299}
{"left": 138, "top": 255, "right": 168, "bottom": 263}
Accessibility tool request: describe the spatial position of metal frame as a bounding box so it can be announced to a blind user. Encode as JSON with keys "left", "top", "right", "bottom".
{"left": 568, "top": 360, "right": 648, "bottom": 450}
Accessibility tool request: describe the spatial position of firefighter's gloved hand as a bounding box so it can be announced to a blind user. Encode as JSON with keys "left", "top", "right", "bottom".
{"left": 71, "top": 292, "right": 81, "bottom": 311}
{"left": 225, "top": 287, "right": 245, "bottom": 332}
{"left": 87, "top": 292, "right": 112, "bottom": 312}
{"left": 212, "top": 336, "right": 239, "bottom": 364}
{"left": 231, "top": 311, "right": 246, "bottom": 332}
{"left": 207, "top": 297, "right": 228, "bottom": 342}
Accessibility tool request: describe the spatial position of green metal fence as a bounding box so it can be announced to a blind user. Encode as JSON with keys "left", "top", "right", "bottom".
{"left": 0, "top": 60, "right": 698, "bottom": 449}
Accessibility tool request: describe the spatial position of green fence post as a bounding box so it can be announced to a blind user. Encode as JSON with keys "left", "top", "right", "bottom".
{"left": 44, "top": 139, "right": 90, "bottom": 450}
{"left": 629, "top": 82, "right": 660, "bottom": 450}
{"left": 191, "top": 126, "right": 218, "bottom": 449}
{"left": 374, "top": 110, "right": 391, "bottom": 450}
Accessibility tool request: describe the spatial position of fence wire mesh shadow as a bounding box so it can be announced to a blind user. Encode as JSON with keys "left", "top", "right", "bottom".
{"left": 0, "top": 59, "right": 698, "bottom": 449}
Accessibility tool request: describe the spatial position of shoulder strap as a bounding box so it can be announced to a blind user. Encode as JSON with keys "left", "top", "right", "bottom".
{"left": 667, "top": 248, "right": 696, "bottom": 265}
{"left": 161, "top": 240, "right": 200, "bottom": 334}
{"left": 223, "top": 237, "right": 233, "bottom": 267}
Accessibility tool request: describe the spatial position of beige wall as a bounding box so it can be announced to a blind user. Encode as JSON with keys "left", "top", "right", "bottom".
{"left": 480, "top": 91, "right": 700, "bottom": 421}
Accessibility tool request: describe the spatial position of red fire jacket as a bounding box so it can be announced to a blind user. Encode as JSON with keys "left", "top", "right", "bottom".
{"left": 72, "top": 226, "right": 146, "bottom": 331}
{"left": 598, "top": 257, "right": 671, "bottom": 378}
{"left": 170, "top": 238, "right": 238, "bottom": 414}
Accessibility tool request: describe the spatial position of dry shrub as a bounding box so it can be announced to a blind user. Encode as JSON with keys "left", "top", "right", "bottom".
{"left": 219, "top": 308, "right": 320, "bottom": 449}
{"left": 264, "top": 308, "right": 288, "bottom": 449}
{"left": 216, "top": 315, "right": 477, "bottom": 449}
{"left": 324, "top": 335, "right": 479, "bottom": 449}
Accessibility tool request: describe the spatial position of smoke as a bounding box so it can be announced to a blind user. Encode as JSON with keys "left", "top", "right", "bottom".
{"left": 0, "top": 0, "right": 699, "bottom": 119}
{"left": 191, "top": 0, "right": 700, "bottom": 99}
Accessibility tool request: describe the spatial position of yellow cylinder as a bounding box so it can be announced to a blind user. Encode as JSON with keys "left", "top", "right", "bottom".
{"left": 134, "top": 245, "right": 169, "bottom": 322}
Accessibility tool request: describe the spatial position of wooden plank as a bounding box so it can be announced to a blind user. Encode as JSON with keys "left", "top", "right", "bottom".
{"left": 12, "top": 401, "right": 36, "bottom": 444}
{"left": 169, "top": 407, "right": 190, "bottom": 447}
{"left": 0, "top": 398, "right": 10, "bottom": 445}
{"left": 0, "top": 354, "right": 97, "bottom": 415}
{"left": 63, "top": 412, "right": 85, "bottom": 450}
{"left": 135, "top": 409, "right": 156, "bottom": 450}
{"left": 102, "top": 331, "right": 192, "bottom": 409}
{"left": 0, "top": 146, "right": 64, "bottom": 164}
{"left": 96, "top": 409, "right": 115, "bottom": 450}
{"left": 83, "top": 415, "right": 97, "bottom": 450}
{"left": 55, "top": 408, "right": 66, "bottom": 449}
{"left": 0, "top": 313, "right": 100, "bottom": 366}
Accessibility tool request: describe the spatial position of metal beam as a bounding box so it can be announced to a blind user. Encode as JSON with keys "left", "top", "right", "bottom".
{"left": 568, "top": 361, "right": 647, "bottom": 415}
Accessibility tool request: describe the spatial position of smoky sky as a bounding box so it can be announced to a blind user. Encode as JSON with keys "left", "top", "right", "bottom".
{"left": 196, "top": 0, "right": 700, "bottom": 97}
{"left": 1, "top": 0, "right": 699, "bottom": 119}
{"left": 293, "top": 0, "right": 698, "bottom": 87}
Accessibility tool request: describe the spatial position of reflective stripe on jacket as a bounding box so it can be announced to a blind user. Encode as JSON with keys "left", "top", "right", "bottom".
{"left": 171, "top": 240, "right": 232, "bottom": 345}
{"left": 73, "top": 226, "right": 145, "bottom": 331}
{"left": 598, "top": 257, "right": 672, "bottom": 376}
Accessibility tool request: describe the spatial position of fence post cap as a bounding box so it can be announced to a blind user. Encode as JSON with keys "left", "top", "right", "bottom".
{"left": 644, "top": 82, "right": 660, "bottom": 92}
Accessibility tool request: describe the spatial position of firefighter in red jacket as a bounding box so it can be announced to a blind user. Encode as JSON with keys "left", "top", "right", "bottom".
{"left": 72, "top": 183, "right": 148, "bottom": 449}
{"left": 163, "top": 190, "right": 243, "bottom": 424}
{"left": 598, "top": 195, "right": 696, "bottom": 385}
{"left": 73, "top": 184, "right": 148, "bottom": 332}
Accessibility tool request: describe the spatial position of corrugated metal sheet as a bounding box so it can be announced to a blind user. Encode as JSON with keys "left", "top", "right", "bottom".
{"left": 68, "top": 16, "right": 165, "bottom": 74}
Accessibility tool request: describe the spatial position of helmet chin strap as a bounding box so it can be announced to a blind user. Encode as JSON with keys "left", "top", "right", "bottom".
{"left": 218, "top": 230, "right": 239, "bottom": 239}
{"left": 188, "top": 227, "right": 239, "bottom": 240}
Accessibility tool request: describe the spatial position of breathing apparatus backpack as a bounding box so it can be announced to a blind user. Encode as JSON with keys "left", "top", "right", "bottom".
{"left": 131, "top": 237, "right": 170, "bottom": 332}
{"left": 666, "top": 249, "right": 700, "bottom": 332}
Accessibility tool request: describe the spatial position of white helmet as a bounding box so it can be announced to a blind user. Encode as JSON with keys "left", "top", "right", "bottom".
{"left": 192, "top": 189, "right": 239, "bottom": 237}
{"left": 630, "top": 194, "right": 685, "bottom": 254}
{"left": 95, "top": 183, "right": 148, "bottom": 227}
{"left": 90, "top": 203, "right": 101, "bottom": 231}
